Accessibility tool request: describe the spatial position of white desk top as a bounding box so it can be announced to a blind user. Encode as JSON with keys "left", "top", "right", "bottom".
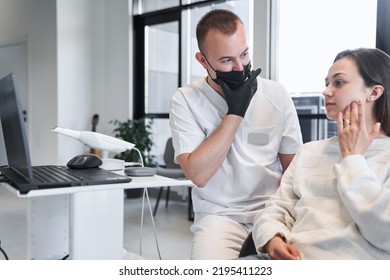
{"left": 1, "top": 175, "right": 193, "bottom": 198}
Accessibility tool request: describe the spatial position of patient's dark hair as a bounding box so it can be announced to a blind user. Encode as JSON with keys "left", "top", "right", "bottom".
{"left": 196, "top": 9, "right": 242, "bottom": 53}
{"left": 334, "top": 48, "right": 390, "bottom": 136}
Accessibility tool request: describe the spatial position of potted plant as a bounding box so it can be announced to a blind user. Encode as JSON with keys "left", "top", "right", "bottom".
{"left": 110, "top": 117, "right": 157, "bottom": 198}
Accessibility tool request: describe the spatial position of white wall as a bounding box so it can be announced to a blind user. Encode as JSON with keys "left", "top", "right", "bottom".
{"left": 0, "top": 0, "right": 132, "bottom": 165}
{"left": 56, "top": 0, "right": 132, "bottom": 165}
{"left": 27, "top": 0, "right": 58, "bottom": 165}
{"left": 0, "top": 0, "right": 30, "bottom": 165}
{"left": 104, "top": 0, "right": 132, "bottom": 130}
{"left": 0, "top": 0, "right": 28, "bottom": 41}
{"left": 57, "top": 0, "right": 97, "bottom": 164}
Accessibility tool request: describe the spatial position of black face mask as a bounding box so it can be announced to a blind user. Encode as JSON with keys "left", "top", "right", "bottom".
{"left": 204, "top": 56, "right": 252, "bottom": 89}
{"left": 214, "top": 63, "right": 252, "bottom": 89}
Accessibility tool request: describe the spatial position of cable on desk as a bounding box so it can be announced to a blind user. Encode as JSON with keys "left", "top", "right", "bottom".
{"left": 132, "top": 147, "right": 144, "bottom": 167}
{"left": 0, "top": 241, "right": 9, "bottom": 260}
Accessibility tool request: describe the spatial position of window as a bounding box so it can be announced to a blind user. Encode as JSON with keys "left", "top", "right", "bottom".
{"left": 376, "top": 0, "right": 390, "bottom": 55}
{"left": 271, "top": 0, "right": 378, "bottom": 143}
{"left": 145, "top": 21, "right": 180, "bottom": 115}
{"left": 273, "top": 0, "right": 377, "bottom": 94}
{"left": 134, "top": 0, "right": 180, "bottom": 14}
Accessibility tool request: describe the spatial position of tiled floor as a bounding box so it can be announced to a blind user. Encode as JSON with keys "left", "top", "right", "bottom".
{"left": 0, "top": 186, "right": 193, "bottom": 260}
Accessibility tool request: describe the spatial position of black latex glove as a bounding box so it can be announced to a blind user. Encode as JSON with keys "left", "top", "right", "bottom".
{"left": 220, "top": 68, "right": 261, "bottom": 117}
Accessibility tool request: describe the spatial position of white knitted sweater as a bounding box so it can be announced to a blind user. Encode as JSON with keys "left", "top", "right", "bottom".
{"left": 253, "top": 136, "right": 390, "bottom": 259}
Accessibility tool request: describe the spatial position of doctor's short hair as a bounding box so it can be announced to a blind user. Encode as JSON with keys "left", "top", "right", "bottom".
{"left": 196, "top": 9, "right": 243, "bottom": 53}
{"left": 334, "top": 48, "right": 390, "bottom": 136}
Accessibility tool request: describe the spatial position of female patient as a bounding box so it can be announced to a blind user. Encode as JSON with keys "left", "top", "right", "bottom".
{"left": 252, "top": 48, "right": 390, "bottom": 259}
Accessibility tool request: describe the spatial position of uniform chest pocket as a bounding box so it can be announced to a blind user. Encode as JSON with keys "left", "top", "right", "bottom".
{"left": 242, "top": 127, "right": 279, "bottom": 163}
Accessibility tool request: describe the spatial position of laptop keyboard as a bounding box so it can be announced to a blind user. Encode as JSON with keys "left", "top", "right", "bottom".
{"left": 32, "top": 165, "right": 85, "bottom": 184}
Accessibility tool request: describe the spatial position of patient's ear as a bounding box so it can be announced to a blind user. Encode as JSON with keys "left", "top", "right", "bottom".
{"left": 367, "top": 85, "right": 384, "bottom": 102}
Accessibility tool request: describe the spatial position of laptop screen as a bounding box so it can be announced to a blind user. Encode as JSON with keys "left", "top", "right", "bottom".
{"left": 0, "top": 74, "right": 33, "bottom": 182}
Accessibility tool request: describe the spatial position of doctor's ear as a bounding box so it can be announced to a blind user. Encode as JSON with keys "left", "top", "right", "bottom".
{"left": 367, "top": 85, "right": 384, "bottom": 102}
{"left": 195, "top": 52, "right": 208, "bottom": 68}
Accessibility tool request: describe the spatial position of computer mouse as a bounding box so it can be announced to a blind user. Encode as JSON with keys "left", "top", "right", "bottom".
{"left": 67, "top": 154, "right": 103, "bottom": 169}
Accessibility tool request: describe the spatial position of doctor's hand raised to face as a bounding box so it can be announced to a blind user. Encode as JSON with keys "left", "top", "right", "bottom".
{"left": 220, "top": 68, "right": 262, "bottom": 117}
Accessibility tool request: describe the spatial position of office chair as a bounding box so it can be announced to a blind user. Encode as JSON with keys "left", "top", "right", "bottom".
{"left": 153, "top": 138, "right": 194, "bottom": 221}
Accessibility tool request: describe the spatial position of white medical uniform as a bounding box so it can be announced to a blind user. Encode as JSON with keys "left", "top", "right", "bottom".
{"left": 169, "top": 77, "right": 302, "bottom": 259}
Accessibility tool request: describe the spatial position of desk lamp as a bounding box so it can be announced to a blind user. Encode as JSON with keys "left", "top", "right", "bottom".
{"left": 52, "top": 126, "right": 136, "bottom": 170}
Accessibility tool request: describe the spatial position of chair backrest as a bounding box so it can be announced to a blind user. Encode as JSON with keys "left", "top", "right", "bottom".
{"left": 163, "top": 138, "right": 181, "bottom": 169}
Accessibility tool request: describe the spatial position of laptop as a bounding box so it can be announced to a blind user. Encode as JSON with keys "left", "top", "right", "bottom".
{"left": 0, "top": 73, "right": 131, "bottom": 195}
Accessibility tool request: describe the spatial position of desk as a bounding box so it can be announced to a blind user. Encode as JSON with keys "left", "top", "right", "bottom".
{"left": 2, "top": 175, "right": 193, "bottom": 260}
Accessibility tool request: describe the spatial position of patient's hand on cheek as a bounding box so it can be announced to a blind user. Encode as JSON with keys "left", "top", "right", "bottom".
{"left": 337, "top": 100, "right": 381, "bottom": 158}
{"left": 264, "top": 235, "right": 301, "bottom": 260}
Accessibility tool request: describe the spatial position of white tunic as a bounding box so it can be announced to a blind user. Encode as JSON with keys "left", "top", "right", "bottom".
{"left": 170, "top": 77, "right": 302, "bottom": 223}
